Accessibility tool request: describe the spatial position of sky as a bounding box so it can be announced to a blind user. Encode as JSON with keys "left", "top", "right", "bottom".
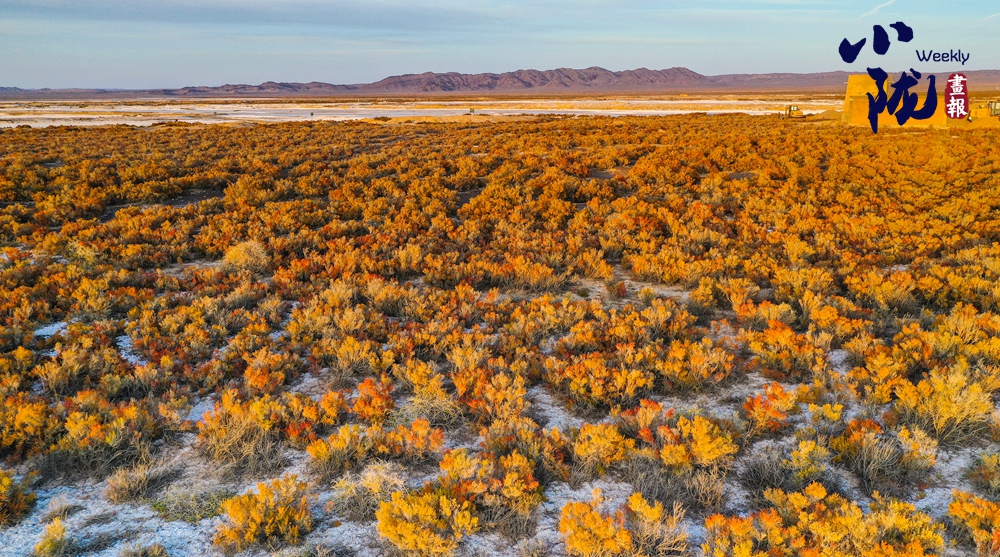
{"left": 1, "top": 0, "right": 998, "bottom": 89}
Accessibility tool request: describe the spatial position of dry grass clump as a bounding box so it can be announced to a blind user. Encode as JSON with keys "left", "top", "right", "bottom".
{"left": 40, "top": 496, "right": 83, "bottom": 523}
{"left": 621, "top": 454, "right": 725, "bottom": 513}
{"left": 196, "top": 391, "right": 286, "bottom": 478}
{"left": 152, "top": 486, "right": 234, "bottom": 523}
{"left": 119, "top": 544, "right": 170, "bottom": 557}
{"left": 739, "top": 442, "right": 836, "bottom": 505}
{"left": 328, "top": 461, "right": 405, "bottom": 521}
{"left": 830, "top": 420, "right": 937, "bottom": 495}
{"left": 222, "top": 240, "right": 270, "bottom": 275}
{"left": 106, "top": 460, "right": 179, "bottom": 503}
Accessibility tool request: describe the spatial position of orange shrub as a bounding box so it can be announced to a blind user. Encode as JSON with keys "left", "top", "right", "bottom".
{"left": 559, "top": 489, "right": 632, "bottom": 557}
{"left": 352, "top": 375, "right": 395, "bottom": 424}
{"left": 743, "top": 320, "right": 827, "bottom": 381}
{"left": 742, "top": 382, "right": 797, "bottom": 438}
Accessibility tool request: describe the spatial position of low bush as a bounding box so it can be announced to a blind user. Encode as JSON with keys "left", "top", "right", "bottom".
{"left": 329, "top": 461, "right": 405, "bottom": 521}
{"left": 740, "top": 441, "right": 832, "bottom": 505}
{"left": 830, "top": 420, "right": 937, "bottom": 494}
{"left": 893, "top": 365, "right": 996, "bottom": 445}
{"left": 306, "top": 419, "right": 445, "bottom": 480}
{"left": 375, "top": 491, "right": 478, "bottom": 556}
{"left": 572, "top": 423, "right": 635, "bottom": 478}
{"left": 703, "top": 483, "right": 943, "bottom": 557}
{"left": 558, "top": 490, "right": 688, "bottom": 557}
{"left": 33, "top": 518, "right": 69, "bottom": 557}
{"left": 222, "top": 240, "right": 270, "bottom": 275}
{"left": 215, "top": 474, "right": 313, "bottom": 552}
{"left": 559, "top": 489, "right": 632, "bottom": 557}
{"left": 0, "top": 467, "right": 36, "bottom": 525}
{"left": 196, "top": 390, "right": 286, "bottom": 477}
{"left": 950, "top": 490, "right": 1000, "bottom": 556}
{"left": 119, "top": 544, "right": 170, "bottom": 557}
{"left": 654, "top": 338, "right": 734, "bottom": 392}
{"left": 741, "top": 382, "right": 797, "bottom": 439}
{"left": 968, "top": 453, "right": 1000, "bottom": 500}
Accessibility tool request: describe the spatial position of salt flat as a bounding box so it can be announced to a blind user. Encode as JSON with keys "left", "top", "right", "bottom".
{"left": 0, "top": 96, "right": 842, "bottom": 127}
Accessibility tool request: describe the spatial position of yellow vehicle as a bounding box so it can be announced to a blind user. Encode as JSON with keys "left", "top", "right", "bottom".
{"left": 784, "top": 105, "right": 805, "bottom": 118}
{"left": 969, "top": 101, "right": 1000, "bottom": 120}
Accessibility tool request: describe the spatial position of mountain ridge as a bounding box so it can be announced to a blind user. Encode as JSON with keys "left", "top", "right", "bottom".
{"left": 5, "top": 66, "right": 1000, "bottom": 99}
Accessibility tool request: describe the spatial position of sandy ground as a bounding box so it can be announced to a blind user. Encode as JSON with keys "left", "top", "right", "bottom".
{"left": 0, "top": 97, "right": 844, "bottom": 128}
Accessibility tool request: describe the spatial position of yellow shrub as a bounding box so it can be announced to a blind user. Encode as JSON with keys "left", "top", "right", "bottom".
{"left": 660, "top": 416, "right": 738, "bottom": 473}
{"left": 375, "top": 491, "right": 478, "bottom": 556}
{"left": 894, "top": 364, "right": 995, "bottom": 444}
{"left": 546, "top": 351, "right": 655, "bottom": 408}
{"left": 785, "top": 440, "right": 829, "bottom": 484}
{"left": 655, "top": 338, "right": 734, "bottom": 391}
{"left": 0, "top": 468, "right": 35, "bottom": 525}
{"left": 222, "top": 240, "right": 270, "bottom": 275}
{"left": 743, "top": 320, "right": 826, "bottom": 381}
{"left": 559, "top": 489, "right": 633, "bottom": 557}
{"left": 968, "top": 453, "right": 1000, "bottom": 499}
{"left": 742, "top": 382, "right": 797, "bottom": 438}
{"left": 573, "top": 423, "right": 635, "bottom": 474}
{"left": 704, "top": 483, "right": 943, "bottom": 557}
{"left": 625, "top": 493, "right": 688, "bottom": 556}
{"left": 34, "top": 518, "right": 68, "bottom": 557}
{"left": 306, "top": 419, "right": 445, "bottom": 479}
{"left": 214, "top": 474, "right": 312, "bottom": 552}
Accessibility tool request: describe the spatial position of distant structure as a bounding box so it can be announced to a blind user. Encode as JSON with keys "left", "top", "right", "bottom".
{"left": 842, "top": 74, "right": 1000, "bottom": 128}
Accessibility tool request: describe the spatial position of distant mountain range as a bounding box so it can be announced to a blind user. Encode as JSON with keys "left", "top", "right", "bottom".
{"left": 5, "top": 67, "right": 1000, "bottom": 99}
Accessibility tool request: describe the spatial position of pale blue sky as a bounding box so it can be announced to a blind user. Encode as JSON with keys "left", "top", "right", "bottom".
{"left": 1, "top": 0, "right": 998, "bottom": 88}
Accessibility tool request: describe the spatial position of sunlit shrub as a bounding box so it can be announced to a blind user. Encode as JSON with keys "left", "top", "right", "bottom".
{"left": 559, "top": 489, "right": 632, "bottom": 557}
{"left": 375, "top": 491, "right": 478, "bottom": 556}
{"left": 215, "top": 474, "right": 312, "bottom": 552}
{"left": 893, "top": 364, "right": 995, "bottom": 444}
{"left": 968, "top": 453, "right": 1000, "bottom": 499}
{"left": 352, "top": 375, "right": 395, "bottom": 424}
{"left": 658, "top": 415, "right": 738, "bottom": 474}
{"left": 703, "top": 483, "right": 943, "bottom": 557}
{"left": 655, "top": 338, "right": 734, "bottom": 391}
{"left": 222, "top": 240, "right": 271, "bottom": 275}
{"left": 573, "top": 423, "right": 635, "bottom": 476}
{"left": 329, "top": 461, "right": 405, "bottom": 521}
{"left": 742, "top": 382, "right": 797, "bottom": 438}
{"left": 0, "top": 468, "right": 35, "bottom": 525}
{"left": 306, "top": 419, "right": 444, "bottom": 480}
{"left": 830, "top": 419, "right": 937, "bottom": 493}
{"left": 743, "top": 320, "right": 826, "bottom": 381}
{"left": 33, "top": 518, "right": 69, "bottom": 557}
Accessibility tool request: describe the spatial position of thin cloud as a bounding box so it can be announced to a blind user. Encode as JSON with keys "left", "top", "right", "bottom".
{"left": 860, "top": 0, "right": 897, "bottom": 18}
{"left": 987, "top": 12, "right": 1000, "bottom": 19}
